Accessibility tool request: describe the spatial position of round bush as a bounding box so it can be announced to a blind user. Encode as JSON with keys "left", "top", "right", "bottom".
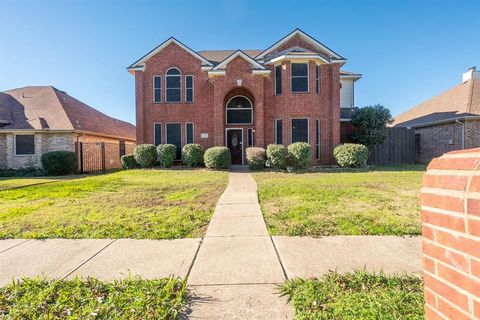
{"left": 41, "top": 151, "right": 77, "bottom": 176}
{"left": 133, "top": 144, "right": 156, "bottom": 168}
{"left": 121, "top": 154, "right": 136, "bottom": 169}
{"left": 156, "top": 144, "right": 177, "bottom": 167}
{"left": 245, "top": 147, "right": 266, "bottom": 170}
{"left": 204, "top": 147, "right": 231, "bottom": 169}
{"left": 266, "top": 144, "right": 287, "bottom": 169}
{"left": 334, "top": 143, "right": 369, "bottom": 168}
{"left": 287, "top": 142, "right": 311, "bottom": 169}
{"left": 182, "top": 144, "right": 204, "bottom": 167}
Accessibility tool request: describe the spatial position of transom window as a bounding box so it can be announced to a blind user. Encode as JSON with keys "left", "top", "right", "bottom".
{"left": 166, "top": 68, "right": 181, "bottom": 103}
{"left": 15, "top": 134, "right": 35, "bottom": 155}
{"left": 291, "top": 63, "right": 308, "bottom": 93}
{"left": 226, "top": 96, "right": 253, "bottom": 125}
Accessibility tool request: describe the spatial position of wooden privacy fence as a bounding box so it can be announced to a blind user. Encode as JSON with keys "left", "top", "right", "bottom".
{"left": 75, "top": 141, "right": 135, "bottom": 173}
{"left": 368, "top": 127, "right": 416, "bottom": 165}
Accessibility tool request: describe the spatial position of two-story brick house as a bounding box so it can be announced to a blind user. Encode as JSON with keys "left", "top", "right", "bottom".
{"left": 128, "top": 29, "right": 360, "bottom": 164}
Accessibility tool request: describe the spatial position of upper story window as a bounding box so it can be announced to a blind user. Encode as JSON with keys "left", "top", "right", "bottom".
{"left": 153, "top": 76, "right": 161, "bottom": 103}
{"left": 15, "top": 134, "right": 35, "bottom": 155}
{"left": 185, "top": 75, "right": 194, "bottom": 102}
{"left": 316, "top": 66, "right": 320, "bottom": 94}
{"left": 275, "top": 65, "right": 282, "bottom": 95}
{"left": 226, "top": 96, "right": 253, "bottom": 125}
{"left": 166, "top": 68, "right": 181, "bottom": 103}
{"left": 291, "top": 63, "right": 308, "bottom": 93}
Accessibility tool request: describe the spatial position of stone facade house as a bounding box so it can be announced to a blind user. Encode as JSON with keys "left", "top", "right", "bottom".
{"left": 128, "top": 29, "right": 361, "bottom": 165}
{"left": 0, "top": 86, "right": 136, "bottom": 170}
{"left": 392, "top": 67, "right": 480, "bottom": 163}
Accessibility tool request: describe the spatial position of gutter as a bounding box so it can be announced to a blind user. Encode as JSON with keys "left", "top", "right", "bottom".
{"left": 407, "top": 115, "right": 480, "bottom": 129}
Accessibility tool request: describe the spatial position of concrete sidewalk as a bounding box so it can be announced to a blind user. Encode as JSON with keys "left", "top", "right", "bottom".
{"left": 0, "top": 169, "right": 422, "bottom": 319}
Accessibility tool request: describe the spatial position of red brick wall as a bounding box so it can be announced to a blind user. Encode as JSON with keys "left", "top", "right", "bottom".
{"left": 134, "top": 39, "right": 341, "bottom": 164}
{"left": 421, "top": 148, "right": 480, "bottom": 319}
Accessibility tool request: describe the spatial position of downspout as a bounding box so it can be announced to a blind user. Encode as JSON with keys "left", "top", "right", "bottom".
{"left": 456, "top": 119, "right": 465, "bottom": 149}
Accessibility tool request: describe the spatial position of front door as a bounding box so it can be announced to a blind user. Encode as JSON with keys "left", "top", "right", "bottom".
{"left": 227, "top": 129, "right": 243, "bottom": 165}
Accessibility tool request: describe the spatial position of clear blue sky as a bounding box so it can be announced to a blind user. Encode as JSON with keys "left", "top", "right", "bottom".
{"left": 1, "top": 0, "right": 479, "bottom": 124}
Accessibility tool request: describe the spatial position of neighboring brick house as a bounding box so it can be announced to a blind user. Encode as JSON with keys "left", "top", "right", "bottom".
{"left": 393, "top": 67, "right": 480, "bottom": 163}
{"left": 128, "top": 29, "right": 361, "bottom": 165}
{"left": 0, "top": 86, "right": 136, "bottom": 170}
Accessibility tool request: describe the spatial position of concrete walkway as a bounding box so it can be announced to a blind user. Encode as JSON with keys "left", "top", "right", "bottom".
{"left": 0, "top": 169, "right": 422, "bottom": 319}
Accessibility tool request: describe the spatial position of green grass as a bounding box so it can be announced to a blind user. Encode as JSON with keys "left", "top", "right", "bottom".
{"left": 282, "top": 271, "right": 424, "bottom": 320}
{"left": 0, "top": 169, "right": 228, "bottom": 239}
{"left": 0, "top": 176, "right": 77, "bottom": 191}
{"left": 0, "top": 277, "right": 188, "bottom": 319}
{"left": 253, "top": 165, "right": 424, "bottom": 236}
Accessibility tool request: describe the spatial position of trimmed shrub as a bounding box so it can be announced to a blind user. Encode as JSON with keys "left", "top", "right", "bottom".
{"left": 0, "top": 167, "right": 44, "bottom": 177}
{"left": 287, "top": 142, "right": 311, "bottom": 169}
{"left": 334, "top": 143, "right": 369, "bottom": 168}
{"left": 121, "top": 154, "right": 136, "bottom": 169}
{"left": 266, "top": 144, "right": 287, "bottom": 169}
{"left": 245, "top": 147, "right": 266, "bottom": 170}
{"left": 182, "top": 144, "right": 204, "bottom": 167}
{"left": 156, "top": 144, "right": 177, "bottom": 167}
{"left": 133, "top": 144, "right": 156, "bottom": 168}
{"left": 41, "top": 151, "right": 77, "bottom": 176}
{"left": 204, "top": 147, "right": 231, "bottom": 169}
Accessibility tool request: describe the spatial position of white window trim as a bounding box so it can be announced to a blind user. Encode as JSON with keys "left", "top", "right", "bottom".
{"left": 153, "top": 122, "right": 162, "bottom": 146}
{"left": 225, "top": 95, "right": 254, "bottom": 125}
{"left": 291, "top": 63, "right": 309, "bottom": 93}
{"left": 185, "top": 75, "right": 194, "bottom": 103}
{"left": 274, "top": 119, "right": 283, "bottom": 144}
{"left": 274, "top": 64, "right": 282, "bottom": 95}
{"left": 225, "top": 127, "right": 244, "bottom": 165}
{"left": 14, "top": 133, "right": 35, "bottom": 156}
{"left": 185, "top": 122, "right": 194, "bottom": 144}
{"left": 153, "top": 75, "right": 162, "bottom": 103}
{"left": 247, "top": 128, "right": 253, "bottom": 147}
{"left": 315, "top": 118, "right": 320, "bottom": 160}
{"left": 291, "top": 118, "right": 310, "bottom": 144}
{"left": 165, "top": 67, "right": 182, "bottom": 103}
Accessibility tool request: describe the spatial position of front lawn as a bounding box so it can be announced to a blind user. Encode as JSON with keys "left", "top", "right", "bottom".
{"left": 254, "top": 165, "right": 424, "bottom": 236}
{"left": 0, "top": 169, "right": 227, "bottom": 239}
{"left": 282, "top": 271, "right": 424, "bottom": 320}
{"left": 0, "top": 176, "right": 75, "bottom": 191}
{"left": 0, "top": 277, "right": 188, "bottom": 319}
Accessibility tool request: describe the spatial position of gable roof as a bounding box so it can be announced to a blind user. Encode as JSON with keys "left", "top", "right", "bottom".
{"left": 212, "top": 50, "right": 266, "bottom": 70}
{"left": 0, "top": 86, "right": 136, "bottom": 140}
{"left": 392, "top": 79, "right": 480, "bottom": 127}
{"left": 127, "top": 37, "right": 213, "bottom": 73}
{"left": 255, "top": 28, "right": 345, "bottom": 61}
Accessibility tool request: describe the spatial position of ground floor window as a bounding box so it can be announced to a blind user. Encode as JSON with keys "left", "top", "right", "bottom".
{"left": 186, "top": 123, "right": 194, "bottom": 144}
{"left": 154, "top": 123, "right": 162, "bottom": 146}
{"left": 119, "top": 141, "right": 126, "bottom": 157}
{"left": 315, "top": 119, "right": 320, "bottom": 160}
{"left": 291, "top": 118, "right": 309, "bottom": 143}
{"left": 275, "top": 119, "right": 283, "bottom": 144}
{"left": 166, "top": 123, "right": 182, "bottom": 159}
{"left": 247, "top": 128, "right": 253, "bottom": 147}
{"left": 15, "top": 134, "right": 35, "bottom": 155}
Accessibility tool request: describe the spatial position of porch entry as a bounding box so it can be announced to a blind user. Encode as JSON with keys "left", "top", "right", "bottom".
{"left": 226, "top": 129, "right": 243, "bottom": 165}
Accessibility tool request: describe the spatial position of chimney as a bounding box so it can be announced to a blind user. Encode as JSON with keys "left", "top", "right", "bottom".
{"left": 463, "top": 66, "right": 480, "bottom": 82}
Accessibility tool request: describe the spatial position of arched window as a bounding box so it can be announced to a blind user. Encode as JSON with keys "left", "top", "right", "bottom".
{"left": 166, "top": 68, "right": 181, "bottom": 102}
{"left": 226, "top": 96, "right": 253, "bottom": 124}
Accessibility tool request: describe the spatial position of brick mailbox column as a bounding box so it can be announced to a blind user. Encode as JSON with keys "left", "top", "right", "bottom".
{"left": 421, "top": 148, "right": 480, "bottom": 319}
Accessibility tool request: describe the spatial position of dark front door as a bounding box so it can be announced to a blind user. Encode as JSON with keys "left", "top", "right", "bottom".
{"left": 227, "top": 129, "right": 243, "bottom": 165}
{"left": 166, "top": 123, "right": 182, "bottom": 160}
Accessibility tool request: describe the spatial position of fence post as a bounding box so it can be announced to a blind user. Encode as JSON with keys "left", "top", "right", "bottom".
{"left": 79, "top": 142, "right": 84, "bottom": 174}
{"left": 101, "top": 142, "right": 106, "bottom": 173}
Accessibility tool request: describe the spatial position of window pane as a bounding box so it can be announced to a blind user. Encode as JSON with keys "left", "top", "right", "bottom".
{"left": 227, "top": 109, "right": 252, "bottom": 124}
{"left": 316, "top": 66, "right": 320, "bottom": 94}
{"left": 276, "top": 120, "right": 283, "bottom": 144}
{"left": 186, "top": 75, "right": 193, "bottom": 88}
{"left": 316, "top": 119, "right": 320, "bottom": 160}
{"left": 166, "top": 68, "right": 180, "bottom": 75}
{"left": 154, "top": 76, "right": 161, "bottom": 88}
{"left": 292, "top": 119, "right": 308, "bottom": 143}
{"left": 275, "top": 65, "right": 282, "bottom": 95}
{"left": 247, "top": 129, "right": 253, "bottom": 147}
{"left": 166, "top": 76, "right": 180, "bottom": 88}
{"left": 186, "top": 123, "right": 193, "bottom": 144}
{"left": 166, "top": 124, "right": 182, "bottom": 159}
{"left": 154, "top": 89, "right": 161, "bottom": 102}
{"left": 292, "top": 77, "right": 308, "bottom": 92}
{"left": 154, "top": 123, "right": 162, "bottom": 146}
{"left": 166, "top": 88, "right": 181, "bottom": 102}
{"left": 15, "top": 135, "right": 35, "bottom": 155}
{"left": 186, "top": 88, "right": 193, "bottom": 102}
{"left": 292, "top": 63, "right": 308, "bottom": 76}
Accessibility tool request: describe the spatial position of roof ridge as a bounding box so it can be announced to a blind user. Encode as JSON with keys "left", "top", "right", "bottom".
{"left": 50, "top": 87, "right": 75, "bottom": 130}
